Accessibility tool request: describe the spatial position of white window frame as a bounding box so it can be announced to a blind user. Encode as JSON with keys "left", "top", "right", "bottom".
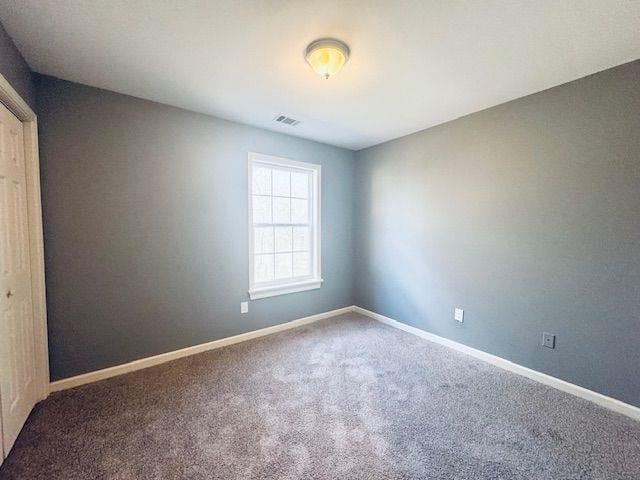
{"left": 248, "top": 152, "right": 322, "bottom": 300}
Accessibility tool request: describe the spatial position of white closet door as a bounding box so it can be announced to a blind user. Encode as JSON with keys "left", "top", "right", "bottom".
{"left": 0, "top": 101, "right": 39, "bottom": 457}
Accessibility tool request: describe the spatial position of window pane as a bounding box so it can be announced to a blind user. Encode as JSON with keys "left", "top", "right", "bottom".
{"left": 255, "top": 254, "right": 274, "bottom": 283}
{"left": 272, "top": 169, "right": 290, "bottom": 197}
{"left": 293, "top": 226, "right": 310, "bottom": 251}
{"left": 249, "top": 158, "right": 319, "bottom": 291}
{"left": 291, "top": 171, "right": 309, "bottom": 198}
{"left": 254, "top": 226, "right": 274, "bottom": 254}
{"left": 293, "top": 252, "right": 310, "bottom": 277}
{"left": 274, "top": 226, "right": 293, "bottom": 252}
{"left": 274, "top": 253, "right": 292, "bottom": 279}
{"left": 252, "top": 166, "right": 271, "bottom": 195}
{"left": 291, "top": 198, "right": 308, "bottom": 224}
{"left": 273, "top": 197, "right": 291, "bottom": 223}
{"left": 252, "top": 195, "right": 272, "bottom": 223}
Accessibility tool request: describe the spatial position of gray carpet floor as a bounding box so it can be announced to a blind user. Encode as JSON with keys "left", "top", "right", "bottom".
{"left": 1, "top": 312, "right": 639, "bottom": 479}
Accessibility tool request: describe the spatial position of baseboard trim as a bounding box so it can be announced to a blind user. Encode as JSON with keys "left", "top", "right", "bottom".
{"left": 50, "top": 304, "right": 640, "bottom": 421}
{"left": 50, "top": 306, "right": 355, "bottom": 392}
{"left": 354, "top": 306, "right": 640, "bottom": 421}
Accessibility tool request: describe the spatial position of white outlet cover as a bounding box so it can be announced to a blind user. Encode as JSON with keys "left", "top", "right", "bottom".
{"left": 240, "top": 302, "right": 249, "bottom": 314}
{"left": 454, "top": 308, "right": 464, "bottom": 322}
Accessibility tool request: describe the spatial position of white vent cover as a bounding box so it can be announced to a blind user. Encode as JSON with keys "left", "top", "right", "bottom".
{"left": 273, "top": 114, "right": 300, "bottom": 126}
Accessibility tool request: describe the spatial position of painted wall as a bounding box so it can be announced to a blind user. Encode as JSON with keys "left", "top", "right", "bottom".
{"left": 0, "top": 20, "right": 34, "bottom": 109}
{"left": 35, "top": 75, "right": 356, "bottom": 380}
{"left": 354, "top": 60, "right": 640, "bottom": 407}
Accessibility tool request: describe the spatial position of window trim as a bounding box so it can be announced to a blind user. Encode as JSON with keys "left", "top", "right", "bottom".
{"left": 247, "top": 152, "right": 322, "bottom": 300}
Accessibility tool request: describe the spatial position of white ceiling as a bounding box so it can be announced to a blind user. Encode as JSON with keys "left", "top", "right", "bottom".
{"left": 1, "top": 1, "right": 639, "bottom": 150}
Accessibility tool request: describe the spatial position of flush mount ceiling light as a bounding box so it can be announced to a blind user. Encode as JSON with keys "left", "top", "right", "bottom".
{"left": 305, "top": 38, "right": 350, "bottom": 79}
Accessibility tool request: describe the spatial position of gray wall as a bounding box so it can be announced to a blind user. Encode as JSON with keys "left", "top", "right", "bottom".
{"left": 0, "top": 20, "right": 35, "bottom": 110}
{"left": 36, "top": 75, "right": 356, "bottom": 380}
{"left": 354, "top": 60, "right": 640, "bottom": 407}
{"left": 29, "top": 56, "right": 640, "bottom": 408}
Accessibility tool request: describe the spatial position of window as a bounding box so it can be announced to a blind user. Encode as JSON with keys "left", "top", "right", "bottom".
{"left": 248, "top": 153, "right": 322, "bottom": 299}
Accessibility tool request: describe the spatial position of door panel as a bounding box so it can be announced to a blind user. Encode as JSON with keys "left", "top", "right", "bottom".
{"left": 0, "top": 102, "right": 38, "bottom": 457}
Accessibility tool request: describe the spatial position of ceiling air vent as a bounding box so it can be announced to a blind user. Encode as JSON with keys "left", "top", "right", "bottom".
{"left": 274, "top": 114, "right": 300, "bottom": 126}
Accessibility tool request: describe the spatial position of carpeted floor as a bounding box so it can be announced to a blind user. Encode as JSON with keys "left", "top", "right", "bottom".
{"left": 1, "top": 312, "right": 639, "bottom": 479}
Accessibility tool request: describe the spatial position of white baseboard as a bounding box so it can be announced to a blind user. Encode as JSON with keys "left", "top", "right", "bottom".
{"left": 49, "top": 304, "right": 640, "bottom": 422}
{"left": 49, "top": 306, "right": 355, "bottom": 392}
{"left": 354, "top": 306, "right": 640, "bottom": 422}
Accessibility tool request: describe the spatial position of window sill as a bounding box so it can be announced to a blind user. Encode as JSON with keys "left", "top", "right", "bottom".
{"left": 248, "top": 279, "right": 323, "bottom": 300}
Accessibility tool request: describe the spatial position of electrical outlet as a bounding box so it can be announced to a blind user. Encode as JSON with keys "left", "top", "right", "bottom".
{"left": 542, "top": 332, "right": 555, "bottom": 349}
{"left": 454, "top": 308, "right": 464, "bottom": 323}
{"left": 240, "top": 302, "right": 248, "bottom": 314}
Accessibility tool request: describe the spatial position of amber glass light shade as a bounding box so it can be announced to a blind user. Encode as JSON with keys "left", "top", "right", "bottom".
{"left": 305, "top": 39, "right": 350, "bottom": 79}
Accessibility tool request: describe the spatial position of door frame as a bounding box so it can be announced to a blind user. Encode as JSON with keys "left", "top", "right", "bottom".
{"left": 0, "top": 74, "right": 49, "bottom": 452}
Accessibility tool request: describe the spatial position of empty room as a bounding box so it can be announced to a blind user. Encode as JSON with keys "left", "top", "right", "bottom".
{"left": 0, "top": 1, "right": 639, "bottom": 478}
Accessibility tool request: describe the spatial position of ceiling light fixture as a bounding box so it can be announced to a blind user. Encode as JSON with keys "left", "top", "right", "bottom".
{"left": 305, "top": 38, "right": 350, "bottom": 79}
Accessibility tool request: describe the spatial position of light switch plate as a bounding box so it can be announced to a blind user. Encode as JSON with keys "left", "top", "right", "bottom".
{"left": 454, "top": 308, "right": 464, "bottom": 323}
{"left": 240, "top": 301, "right": 248, "bottom": 314}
